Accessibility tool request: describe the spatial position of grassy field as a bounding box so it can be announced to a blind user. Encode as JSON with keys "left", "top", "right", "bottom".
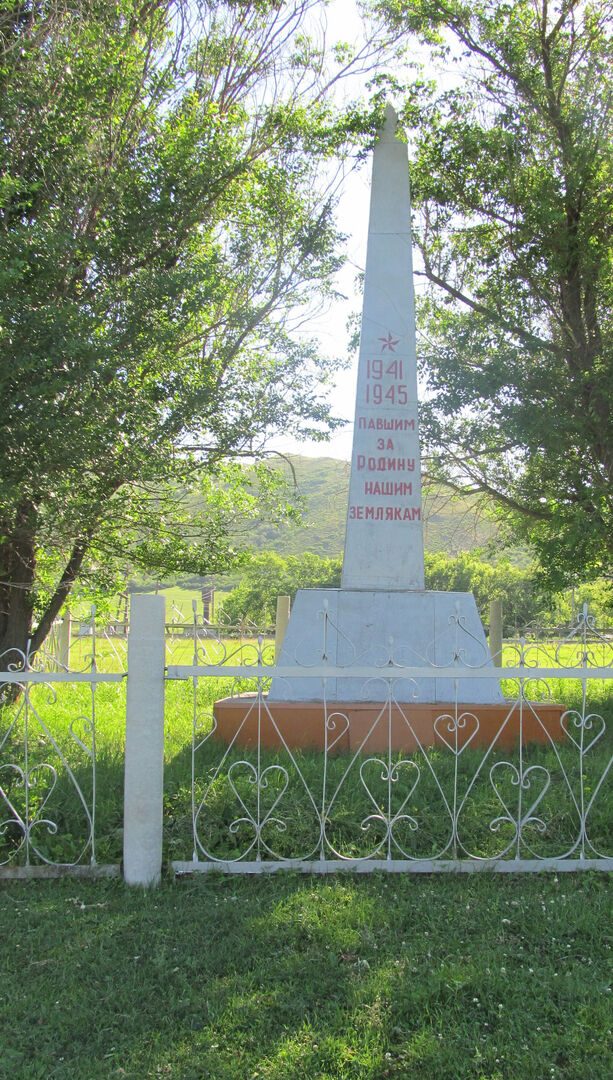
{"left": 1, "top": 872, "right": 611, "bottom": 1080}
{"left": 1, "top": 639, "right": 613, "bottom": 1078}
{"left": 66, "top": 586, "right": 228, "bottom": 626}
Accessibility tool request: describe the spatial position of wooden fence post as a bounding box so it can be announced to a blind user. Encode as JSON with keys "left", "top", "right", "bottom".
{"left": 56, "top": 609, "right": 71, "bottom": 670}
{"left": 489, "top": 598, "right": 503, "bottom": 668}
{"left": 275, "top": 595, "right": 291, "bottom": 662}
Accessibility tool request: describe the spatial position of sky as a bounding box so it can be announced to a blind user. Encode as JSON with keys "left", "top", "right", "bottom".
{"left": 269, "top": 0, "right": 380, "bottom": 463}
{"left": 284, "top": 165, "right": 372, "bottom": 463}
{"left": 268, "top": 1, "right": 454, "bottom": 464}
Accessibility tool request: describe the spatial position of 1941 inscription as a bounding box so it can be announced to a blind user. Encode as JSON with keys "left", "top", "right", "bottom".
{"left": 348, "top": 331, "right": 421, "bottom": 525}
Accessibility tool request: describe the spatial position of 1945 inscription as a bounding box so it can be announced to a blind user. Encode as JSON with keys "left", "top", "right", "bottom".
{"left": 348, "top": 331, "right": 421, "bottom": 524}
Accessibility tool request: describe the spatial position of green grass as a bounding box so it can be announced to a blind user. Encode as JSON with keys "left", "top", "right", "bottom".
{"left": 1, "top": 872, "right": 611, "bottom": 1080}
{"left": 2, "top": 641, "right": 612, "bottom": 1078}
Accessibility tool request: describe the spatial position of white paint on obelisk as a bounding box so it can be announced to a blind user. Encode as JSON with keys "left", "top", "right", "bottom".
{"left": 268, "top": 106, "right": 503, "bottom": 706}
{"left": 342, "top": 104, "right": 424, "bottom": 590}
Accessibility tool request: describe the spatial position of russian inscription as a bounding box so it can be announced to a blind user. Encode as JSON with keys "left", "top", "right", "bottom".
{"left": 347, "top": 330, "right": 422, "bottom": 526}
{"left": 341, "top": 103, "right": 425, "bottom": 591}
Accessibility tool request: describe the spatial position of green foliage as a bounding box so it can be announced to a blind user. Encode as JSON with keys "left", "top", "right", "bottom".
{"left": 547, "top": 578, "right": 613, "bottom": 628}
{"left": 372, "top": 0, "right": 613, "bottom": 587}
{"left": 220, "top": 549, "right": 343, "bottom": 623}
{"left": 218, "top": 545, "right": 613, "bottom": 630}
{"left": 0, "top": 0, "right": 378, "bottom": 654}
{"left": 219, "top": 547, "right": 548, "bottom": 628}
{"left": 424, "top": 550, "right": 551, "bottom": 630}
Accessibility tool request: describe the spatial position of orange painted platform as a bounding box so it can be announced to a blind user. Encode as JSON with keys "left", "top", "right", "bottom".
{"left": 213, "top": 695, "right": 567, "bottom": 753}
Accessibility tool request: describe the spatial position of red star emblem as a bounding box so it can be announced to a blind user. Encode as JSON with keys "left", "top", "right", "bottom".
{"left": 379, "top": 331, "right": 399, "bottom": 352}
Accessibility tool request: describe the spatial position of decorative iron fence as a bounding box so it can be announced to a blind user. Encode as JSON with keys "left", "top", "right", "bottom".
{"left": 0, "top": 616, "right": 123, "bottom": 877}
{"left": 167, "top": 605, "right": 613, "bottom": 875}
{"left": 1, "top": 599, "right": 612, "bottom": 882}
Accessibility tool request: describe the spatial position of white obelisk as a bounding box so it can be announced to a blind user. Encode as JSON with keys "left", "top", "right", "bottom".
{"left": 268, "top": 106, "right": 502, "bottom": 706}
{"left": 342, "top": 104, "right": 424, "bottom": 590}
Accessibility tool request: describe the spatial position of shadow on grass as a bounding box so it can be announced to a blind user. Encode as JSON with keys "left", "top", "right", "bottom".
{"left": 1, "top": 871, "right": 612, "bottom": 1080}
{"left": 2, "top": 681, "right": 612, "bottom": 1078}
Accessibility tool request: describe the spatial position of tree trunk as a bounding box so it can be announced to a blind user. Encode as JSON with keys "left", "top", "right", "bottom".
{"left": 0, "top": 504, "right": 91, "bottom": 684}
{"left": 0, "top": 501, "right": 37, "bottom": 664}
{"left": 29, "top": 538, "right": 90, "bottom": 655}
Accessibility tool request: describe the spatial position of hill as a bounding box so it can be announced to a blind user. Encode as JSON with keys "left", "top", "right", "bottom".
{"left": 130, "top": 455, "right": 527, "bottom": 596}
{"left": 246, "top": 454, "right": 503, "bottom": 559}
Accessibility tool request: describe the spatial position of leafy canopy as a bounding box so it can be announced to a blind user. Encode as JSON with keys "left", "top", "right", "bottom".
{"left": 219, "top": 547, "right": 560, "bottom": 629}
{"left": 0, "top": 0, "right": 384, "bottom": 653}
{"left": 372, "top": 0, "right": 613, "bottom": 588}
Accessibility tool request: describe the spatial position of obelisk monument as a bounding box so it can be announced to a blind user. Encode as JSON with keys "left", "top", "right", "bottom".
{"left": 268, "top": 105, "right": 502, "bottom": 706}
{"left": 342, "top": 104, "right": 424, "bottom": 591}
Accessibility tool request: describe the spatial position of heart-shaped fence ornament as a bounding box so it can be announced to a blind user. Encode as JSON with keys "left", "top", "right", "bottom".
{"left": 560, "top": 710, "right": 606, "bottom": 755}
{"left": 194, "top": 711, "right": 217, "bottom": 754}
{"left": 433, "top": 711, "right": 479, "bottom": 755}
{"left": 358, "top": 758, "right": 421, "bottom": 848}
{"left": 224, "top": 761, "right": 292, "bottom": 856}
{"left": 0, "top": 763, "right": 28, "bottom": 858}
{"left": 326, "top": 711, "right": 350, "bottom": 752}
{"left": 489, "top": 761, "right": 551, "bottom": 841}
{"left": 388, "top": 760, "right": 421, "bottom": 835}
{"left": 226, "top": 760, "right": 259, "bottom": 832}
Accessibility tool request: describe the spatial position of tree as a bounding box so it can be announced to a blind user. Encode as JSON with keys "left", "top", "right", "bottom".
{"left": 219, "top": 547, "right": 554, "bottom": 629}
{"left": 373, "top": 0, "right": 613, "bottom": 588}
{"left": 219, "top": 549, "right": 342, "bottom": 624}
{"left": 424, "top": 551, "right": 551, "bottom": 631}
{"left": 0, "top": 0, "right": 383, "bottom": 659}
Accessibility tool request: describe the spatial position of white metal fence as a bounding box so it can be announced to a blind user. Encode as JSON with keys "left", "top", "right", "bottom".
{"left": 1, "top": 596, "right": 612, "bottom": 883}
{"left": 167, "top": 604, "right": 613, "bottom": 877}
{"left": 0, "top": 623, "right": 123, "bottom": 878}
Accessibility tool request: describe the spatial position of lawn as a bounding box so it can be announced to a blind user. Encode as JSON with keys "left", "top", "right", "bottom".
{"left": 1, "top": 634, "right": 613, "bottom": 1078}
{"left": 0, "top": 871, "right": 611, "bottom": 1080}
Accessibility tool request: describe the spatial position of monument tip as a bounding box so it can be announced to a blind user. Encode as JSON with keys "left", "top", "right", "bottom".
{"left": 378, "top": 102, "right": 399, "bottom": 143}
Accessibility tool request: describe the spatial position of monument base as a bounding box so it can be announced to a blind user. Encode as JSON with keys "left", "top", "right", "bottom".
{"left": 212, "top": 695, "right": 566, "bottom": 753}
{"left": 268, "top": 589, "right": 504, "bottom": 704}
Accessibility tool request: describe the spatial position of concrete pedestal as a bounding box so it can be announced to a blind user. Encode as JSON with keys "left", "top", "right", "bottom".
{"left": 268, "top": 589, "right": 504, "bottom": 704}
{"left": 212, "top": 696, "right": 566, "bottom": 754}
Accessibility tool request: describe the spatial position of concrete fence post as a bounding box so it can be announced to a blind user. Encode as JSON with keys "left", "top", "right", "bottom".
{"left": 123, "top": 594, "right": 166, "bottom": 886}
{"left": 489, "top": 598, "right": 503, "bottom": 668}
{"left": 275, "top": 595, "right": 291, "bottom": 662}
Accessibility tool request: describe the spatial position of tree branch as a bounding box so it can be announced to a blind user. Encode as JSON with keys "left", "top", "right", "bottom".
{"left": 415, "top": 251, "right": 559, "bottom": 354}
{"left": 30, "top": 536, "right": 93, "bottom": 654}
